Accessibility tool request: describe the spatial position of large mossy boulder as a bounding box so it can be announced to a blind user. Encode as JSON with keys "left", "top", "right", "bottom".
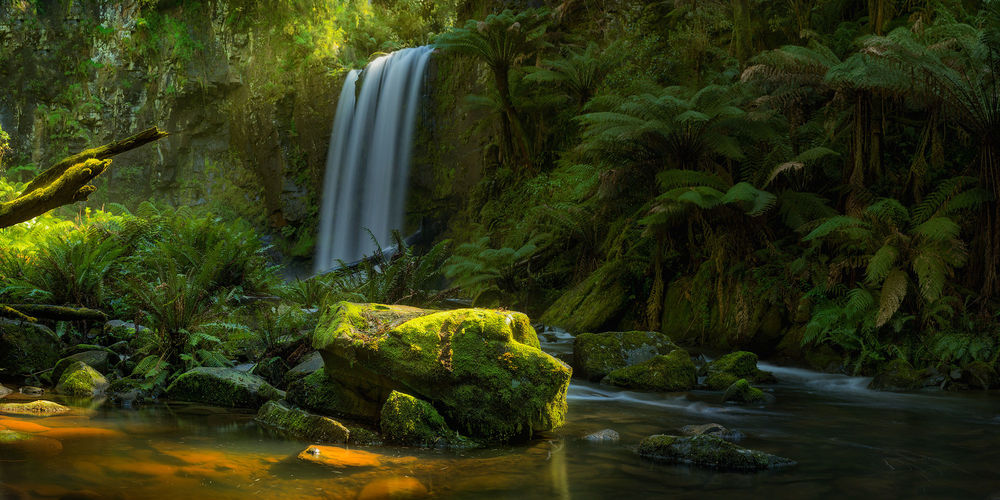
{"left": 55, "top": 361, "right": 109, "bottom": 397}
{"left": 52, "top": 351, "right": 111, "bottom": 384}
{"left": 165, "top": 367, "right": 284, "bottom": 408}
{"left": 284, "top": 351, "right": 324, "bottom": 385}
{"left": 0, "top": 320, "right": 61, "bottom": 377}
{"left": 313, "top": 302, "right": 572, "bottom": 442}
{"left": 287, "top": 369, "right": 381, "bottom": 422}
{"left": 256, "top": 400, "right": 349, "bottom": 443}
{"left": 603, "top": 349, "right": 696, "bottom": 391}
{"left": 704, "top": 351, "right": 773, "bottom": 390}
{"left": 869, "top": 359, "right": 923, "bottom": 392}
{"left": 573, "top": 330, "right": 679, "bottom": 381}
{"left": 380, "top": 391, "right": 471, "bottom": 448}
{"left": 637, "top": 434, "right": 795, "bottom": 471}
{"left": 540, "top": 262, "right": 628, "bottom": 333}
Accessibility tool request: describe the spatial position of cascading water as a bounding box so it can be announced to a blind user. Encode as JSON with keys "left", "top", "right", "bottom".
{"left": 314, "top": 46, "right": 433, "bottom": 274}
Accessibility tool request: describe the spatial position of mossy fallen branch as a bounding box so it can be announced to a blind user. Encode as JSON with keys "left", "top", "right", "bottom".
{"left": 3, "top": 304, "right": 106, "bottom": 322}
{"left": 0, "top": 126, "right": 168, "bottom": 229}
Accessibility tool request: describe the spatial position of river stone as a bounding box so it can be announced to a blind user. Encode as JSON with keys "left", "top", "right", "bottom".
{"left": 679, "top": 423, "right": 744, "bottom": 442}
{"left": 165, "top": 367, "right": 285, "bottom": 408}
{"left": 380, "top": 391, "right": 472, "bottom": 448}
{"left": 583, "top": 428, "right": 620, "bottom": 443}
{"left": 56, "top": 361, "right": 109, "bottom": 397}
{"left": 0, "top": 319, "right": 61, "bottom": 377}
{"left": 19, "top": 386, "right": 44, "bottom": 396}
{"left": 256, "top": 400, "right": 349, "bottom": 443}
{"left": 722, "top": 379, "right": 771, "bottom": 404}
{"left": 0, "top": 385, "right": 12, "bottom": 398}
{"left": 573, "top": 331, "right": 679, "bottom": 381}
{"left": 284, "top": 351, "right": 325, "bottom": 385}
{"left": 869, "top": 359, "right": 923, "bottom": 391}
{"left": 287, "top": 369, "right": 380, "bottom": 422}
{"left": 313, "top": 302, "right": 571, "bottom": 442}
{"left": 704, "top": 351, "right": 773, "bottom": 390}
{"left": 0, "top": 400, "right": 70, "bottom": 415}
{"left": 297, "top": 444, "right": 417, "bottom": 468}
{"left": 52, "top": 351, "right": 111, "bottom": 383}
{"left": 602, "top": 349, "right": 696, "bottom": 391}
{"left": 638, "top": 434, "right": 795, "bottom": 471}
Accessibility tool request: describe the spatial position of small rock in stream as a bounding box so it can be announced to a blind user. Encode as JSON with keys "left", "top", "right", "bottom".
{"left": 583, "top": 428, "right": 620, "bottom": 443}
{"left": 679, "top": 423, "right": 744, "bottom": 442}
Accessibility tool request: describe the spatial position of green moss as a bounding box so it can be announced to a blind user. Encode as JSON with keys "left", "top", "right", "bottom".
{"left": 0, "top": 320, "right": 61, "bottom": 377}
{"left": 603, "top": 349, "right": 696, "bottom": 391}
{"left": 721, "top": 378, "right": 768, "bottom": 404}
{"left": 312, "top": 302, "right": 572, "bottom": 442}
{"left": 0, "top": 400, "right": 70, "bottom": 415}
{"left": 256, "top": 400, "right": 350, "bottom": 443}
{"left": 868, "top": 359, "right": 923, "bottom": 392}
{"left": 165, "top": 367, "right": 284, "bottom": 408}
{"left": 704, "top": 351, "right": 770, "bottom": 389}
{"left": 286, "top": 369, "right": 381, "bottom": 422}
{"left": 573, "top": 330, "right": 679, "bottom": 381}
{"left": 540, "top": 262, "right": 628, "bottom": 333}
{"left": 637, "top": 434, "right": 795, "bottom": 471}
{"left": 52, "top": 351, "right": 110, "bottom": 383}
{"left": 55, "top": 361, "right": 109, "bottom": 397}
{"left": 380, "top": 391, "right": 473, "bottom": 448}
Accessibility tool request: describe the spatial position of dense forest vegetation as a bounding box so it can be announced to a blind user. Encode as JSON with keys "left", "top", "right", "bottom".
{"left": 3, "top": 0, "right": 1000, "bottom": 395}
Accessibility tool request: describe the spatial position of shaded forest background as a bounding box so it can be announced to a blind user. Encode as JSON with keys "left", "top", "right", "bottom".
{"left": 2, "top": 0, "right": 1000, "bottom": 383}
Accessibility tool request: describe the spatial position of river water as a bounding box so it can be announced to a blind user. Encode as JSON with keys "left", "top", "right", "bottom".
{"left": 1, "top": 330, "right": 998, "bottom": 499}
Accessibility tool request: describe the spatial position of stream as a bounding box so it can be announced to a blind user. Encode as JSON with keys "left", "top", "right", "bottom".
{"left": 1, "top": 329, "right": 998, "bottom": 499}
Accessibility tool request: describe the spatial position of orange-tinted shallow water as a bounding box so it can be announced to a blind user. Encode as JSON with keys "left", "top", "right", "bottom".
{"left": 1, "top": 330, "right": 999, "bottom": 499}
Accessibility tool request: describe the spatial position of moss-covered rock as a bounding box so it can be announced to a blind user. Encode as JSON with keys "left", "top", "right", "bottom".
{"left": 869, "top": 359, "right": 923, "bottom": 392}
{"left": 602, "top": 349, "right": 696, "bottom": 391}
{"left": 287, "top": 369, "right": 381, "bottom": 422}
{"left": 284, "top": 351, "right": 324, "bottom": 385}
{"left": 165, "top": 367, "right": 284, "bottom": 408}
{"left": 313, "top": 302, "right": 571, "bottom": 442}
{"left": 380, "top": 391, "right": 473, "bottom": 448}
{"left": 637, "top": 434, "right": 795, "bottom": 471}
{"left": 0, "top": 400, "right": 70, "bottom": 415}
{"left": 256, "top": 400, "right": 350, "bottom": 443}
{"left": 540, "top": 262, "right": 628, "bottom": 334}
{"left": 253, "top": 357, "right": 290, "bottom": 388}
{"left": 0, "top": 320, "right": 61, "bottom": 377}
{"left": 52, "top": 351, "right": 111, "bottom": 384}
{"left": 962, "top": 361, "right": 998, "bottom": 390}
{"left": 573, "top": 330, "right": 679, "bottom": 381}
{"left": 55, "top": 361, "right": 109, "bottom": 397}
{"left": 704, "top": 351, "right": 773, "bottom": 390}
{"left": 722, "top": 379, "right": 770, "bottom": 404}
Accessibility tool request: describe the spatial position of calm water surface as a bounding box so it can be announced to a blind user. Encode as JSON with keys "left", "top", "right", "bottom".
{"left": 1, "top": 330, "right": 998, "bottom": 499}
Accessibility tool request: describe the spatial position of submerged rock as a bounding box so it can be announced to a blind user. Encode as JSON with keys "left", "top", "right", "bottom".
{"left": 380, "top": 391, "right": 472, "bottom": 448}
{"left": 313, "top": 302, "right": 571, "bottom": 442}
{"left": 0, "top": 400, "right": 70, "bottom": 415}
{"left": 0, "top": 430, "right": 63, "bottom": 458}
{"left": 722, "top": 379, "right": 771, "bottom": 404}
{"left": 679, "top": 423, "right": 744, "bottom": 442}
{"left": 0, "top": 320, "right": 61, "bottom": 377}
{"left": 165, "top": 367, "right": 284, "bottom": 408}
{"left": 56, "top": 361, "right": 109, "bottom": 397}
{"left": 704, "top": 351, "right": 773, "bottom": 390}
{"left": 256, "top": 400, "right": 349, "bottom": 443}
{"left": 637, "top": 434, "right": 794, "bottom": 471}
{"left": 358, "top": 477, "right": 429, "bottom": 500}
{"left": 582, "top": 428, "right": 620, "bottom": 443}
{"left": 869, "top": 359, "right": 922, "bottom": 392}
{"left": 573, "top": 330, "right": 679, "bottom": 381}
{"left": 286, "top": 369, "right": 380, "bottom": 422}
{"left": 602, "top": 349, "right": 696, "bottom": 391}
{"left": 297, "top": 444, "right": 417, "bottom": 468}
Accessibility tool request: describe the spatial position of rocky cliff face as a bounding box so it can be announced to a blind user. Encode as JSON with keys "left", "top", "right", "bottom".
{"left": 0, "top": 0, "right": 338, "bottom": 254}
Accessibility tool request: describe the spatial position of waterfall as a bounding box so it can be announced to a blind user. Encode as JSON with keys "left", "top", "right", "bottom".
{"left": 314, "top": 46, "right": 433, "bottom": 274}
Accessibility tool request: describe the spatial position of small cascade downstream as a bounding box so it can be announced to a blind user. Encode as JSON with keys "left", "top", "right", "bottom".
{"left": 314, "top": 46, "right": 433, "bottom": 273}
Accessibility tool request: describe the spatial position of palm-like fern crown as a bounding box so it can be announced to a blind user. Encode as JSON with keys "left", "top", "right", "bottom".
{"left": 434, "top": 8, "right": 551, "bottom": 71}
{"left": 523, "top": 42, "right": 616, "bottom": 105}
